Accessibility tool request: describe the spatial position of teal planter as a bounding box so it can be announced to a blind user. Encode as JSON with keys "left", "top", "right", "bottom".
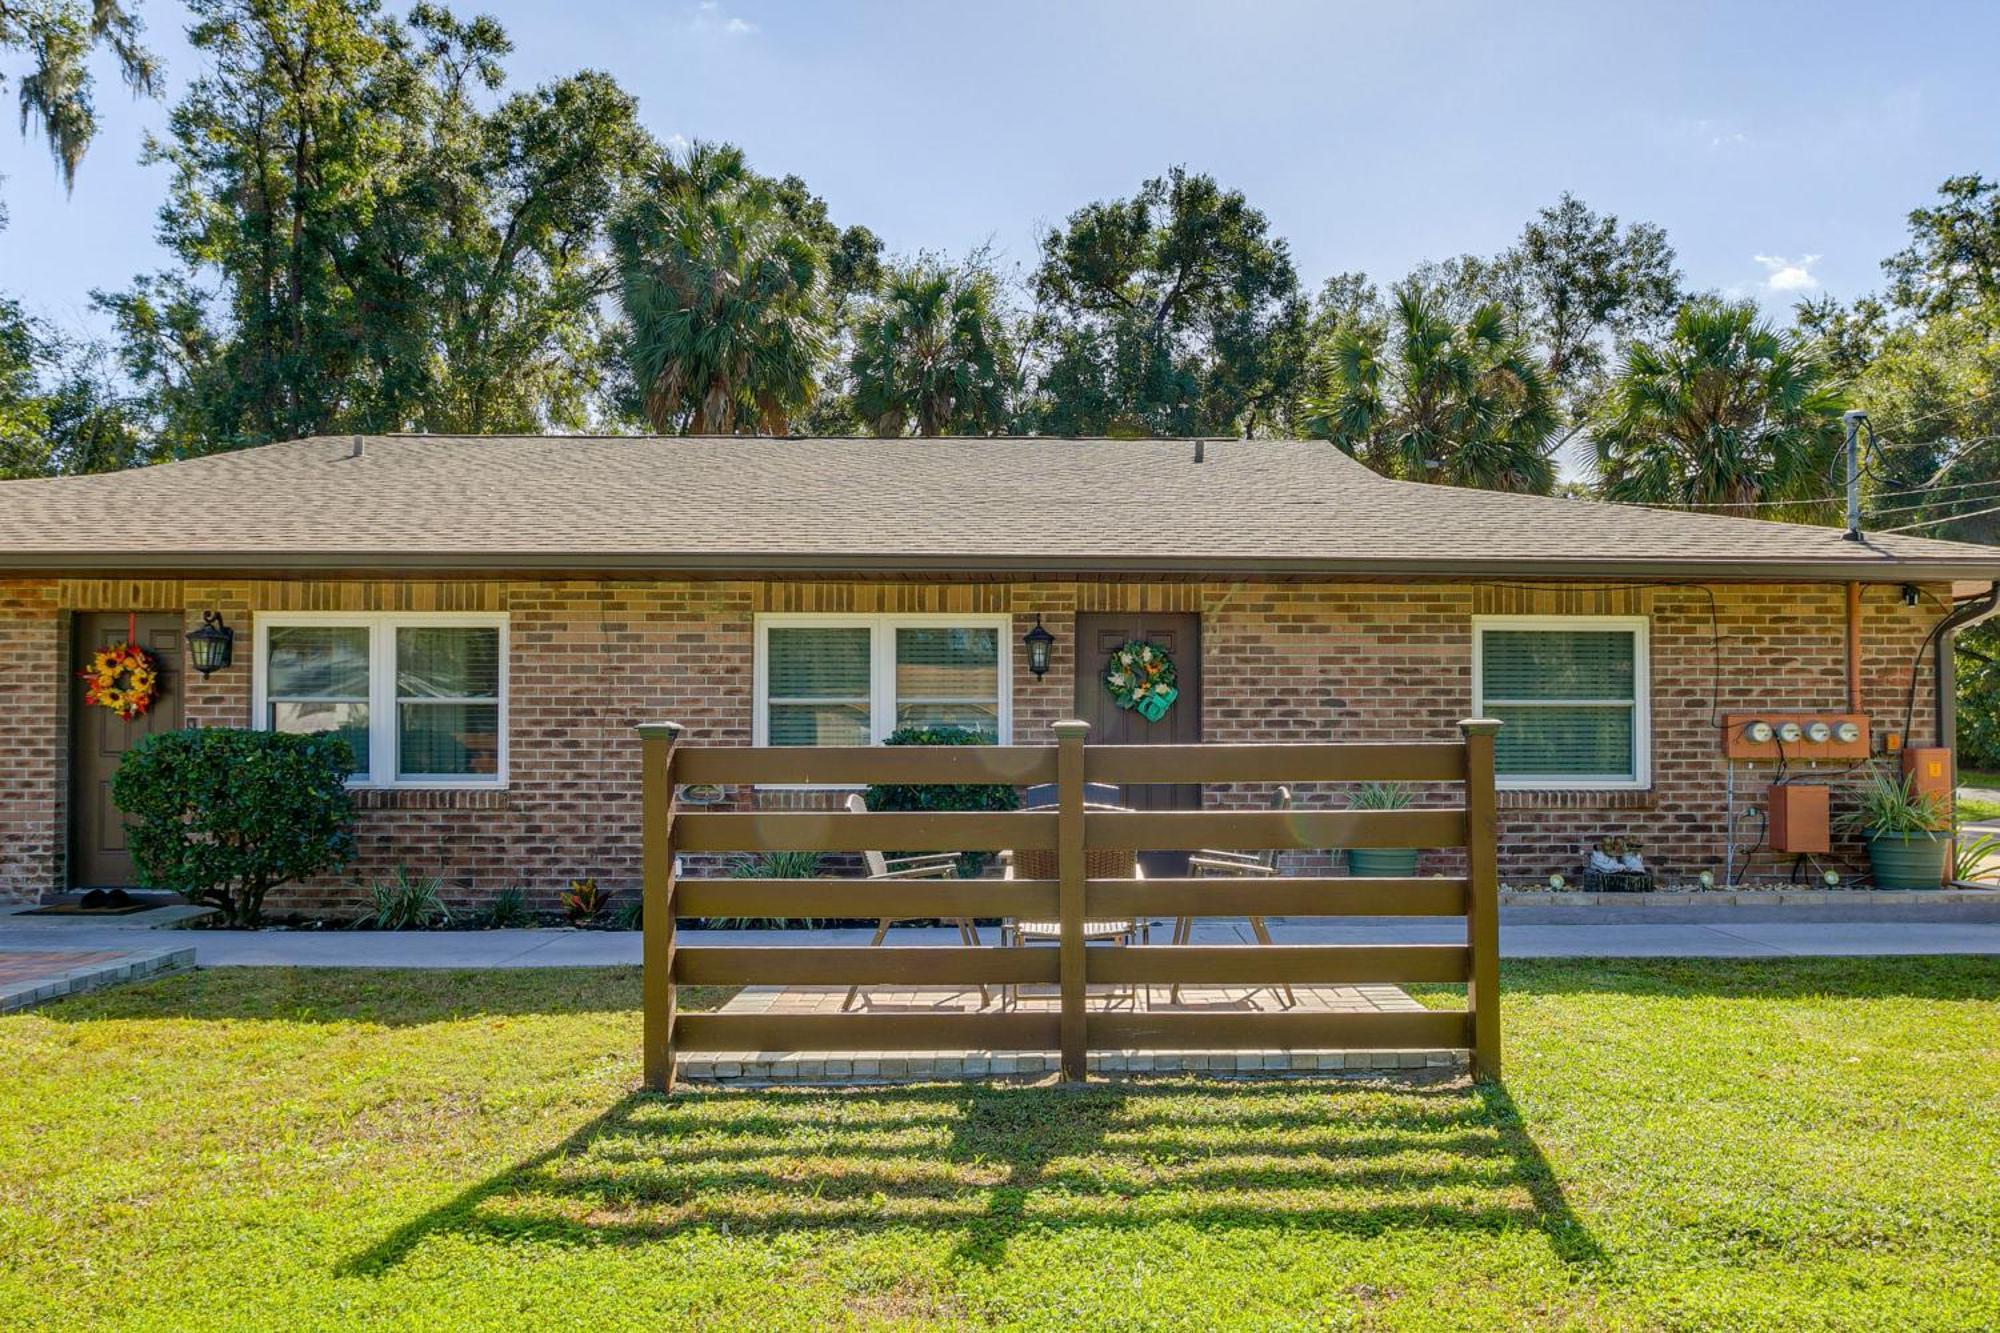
{"left": 1346, "top": 848, "right": 1420, "bottom": 877}
{"left": 1862, "top": 829, "right": 1949, "bottom": 890}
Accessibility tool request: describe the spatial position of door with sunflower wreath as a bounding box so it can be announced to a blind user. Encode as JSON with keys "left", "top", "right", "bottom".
{"left": 70, "top": 612, "right": 184, "bottom": 888}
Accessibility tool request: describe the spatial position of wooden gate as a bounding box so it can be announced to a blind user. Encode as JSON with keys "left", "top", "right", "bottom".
{"left": 639, "top": 719, "right": 1502, "bottom": 1089}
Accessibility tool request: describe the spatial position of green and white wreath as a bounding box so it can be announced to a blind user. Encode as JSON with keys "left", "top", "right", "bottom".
{"left": 1104, "top": 640, "right": 1180, "bottom": 721}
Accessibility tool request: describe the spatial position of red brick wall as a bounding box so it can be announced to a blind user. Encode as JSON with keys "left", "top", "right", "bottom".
{"left": 0, "top": 580, "right": 65, "bottom": 894}
{"left": 0, "top": 575, "right": 1948, "bottom": 907}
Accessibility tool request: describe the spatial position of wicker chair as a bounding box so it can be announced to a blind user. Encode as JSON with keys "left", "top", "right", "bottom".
{"left": 842, "top": 792, "right": 987, "bottom": 1011}
{"left": 1174, "top": 785, "right": 1295, "bottom": 1008}
{"left": 999, "top": 791, "right": 1147, "bottom": 1009}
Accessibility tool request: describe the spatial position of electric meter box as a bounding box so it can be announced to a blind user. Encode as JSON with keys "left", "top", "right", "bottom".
{"left": 1769, "top": 784, "right": 1831, "bottom": 854}
{"left": 1721, "top": 712, "right": 1870, "bottom": 762}
{"left": 1900, "top": 747, "right": 1954, "bottom": 812}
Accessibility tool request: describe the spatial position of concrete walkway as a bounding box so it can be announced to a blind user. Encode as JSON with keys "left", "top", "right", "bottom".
{"left": 3, "top": 915, "right": 1997, "bottom": 968}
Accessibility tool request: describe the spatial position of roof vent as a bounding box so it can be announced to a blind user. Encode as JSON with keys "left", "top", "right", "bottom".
{"left": 1193, "top": 438, "right": 1205, "bottom": 464}
{"left": 350, "top": 435, "right": 365, "bottom": 459}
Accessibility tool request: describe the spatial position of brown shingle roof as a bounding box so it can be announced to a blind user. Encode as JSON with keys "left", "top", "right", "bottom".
{"left": 2, "top": 434, "right": 1997, "bottom": 581}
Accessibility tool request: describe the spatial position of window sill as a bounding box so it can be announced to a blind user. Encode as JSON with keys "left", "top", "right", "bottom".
{"left": 350, "top": 787, "right": 510, "bottom": 811}
{"left": 1496, "top": 788, "right": 1656, "bottom": 812}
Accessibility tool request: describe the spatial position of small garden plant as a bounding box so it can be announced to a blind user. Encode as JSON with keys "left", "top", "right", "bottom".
{"left": 715, "top": 852, "right": 826, "bottom": 927}
{"left": 480, "top": 886, "right": 536, "bottom": 928}
{"left": 1346, "top": 780, "right": 1413, "bottom": 810}
{"left": 1837, "top": 767, "right": 1952, "bottom": 836}
{"left": 110, "top": 727, "right": 355, "bottom": 928}
{"left": 561, "top": 877, "right": 611, "bottom": 926}
{"left": 356, "top": 868, "right": 452, "bottom": 930}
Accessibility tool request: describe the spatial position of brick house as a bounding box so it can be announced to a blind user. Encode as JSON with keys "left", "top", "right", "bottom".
{"left": 3, "top": 434, "right": 1997, "bottom": 910}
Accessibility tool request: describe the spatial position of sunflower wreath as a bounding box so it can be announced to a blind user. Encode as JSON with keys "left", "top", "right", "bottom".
{"left": 82, "top": 642, "right": 161, "bottom": 721}
{"left": 1103, "top": 640, "right": 1180, "bottom": 721}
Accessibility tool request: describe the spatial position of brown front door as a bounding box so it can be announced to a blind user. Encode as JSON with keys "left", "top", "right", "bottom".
{"left": 71, "top": 612, "right": 185, "bottom": 889}
{"left": 1074, "top": 612, "right": 1200, "bottom": 876}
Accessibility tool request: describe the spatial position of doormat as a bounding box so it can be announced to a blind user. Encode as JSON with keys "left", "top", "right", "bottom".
{"left": 18, "top": 889, "right": 158, "bottom": 916}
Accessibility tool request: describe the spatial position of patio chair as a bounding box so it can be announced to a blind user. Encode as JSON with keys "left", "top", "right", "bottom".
{"left": 999, "top": 784, "right": 1147, "bottom": 1009}
{"left": 1174, "top": 785, "right": 1295, "bottom": 1008}
{"left": 842, "top": 792, "right": 987, "bottom": 1011}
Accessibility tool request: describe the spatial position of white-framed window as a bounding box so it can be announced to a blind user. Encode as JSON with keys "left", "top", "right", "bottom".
{"left": 253, "top": 612, "right": 508, "bottom": 788}
{"left": 1471, "top": 615, "right": 1649, "bottom": 790}
{"left": 754, "top": 613, "right": 1013, "bottom": 752}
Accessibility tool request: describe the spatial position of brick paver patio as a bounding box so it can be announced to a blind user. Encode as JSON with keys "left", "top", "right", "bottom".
{"left": 0, "top": 946, "right": 195, "bottom": 1013}
{"left": 680, "top": 981, "right": 1462, "bottom": 1084}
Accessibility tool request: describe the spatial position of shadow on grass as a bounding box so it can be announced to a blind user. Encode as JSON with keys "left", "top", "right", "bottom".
{"left": 1488, "top": 954, "right": 2000, "bottom": 1001}
{"left": 342, "top": 1076, "right": 1602, "bottom": 1276}
{"left": 29, "top": 966, "right": 736, "bottom": 1026}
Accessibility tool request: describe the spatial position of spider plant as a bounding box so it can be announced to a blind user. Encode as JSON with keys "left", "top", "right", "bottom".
{"left": 356, "top": 868, "right": 452, "bottom": 930}
{"left": 1835, "top": 770, "right": 1951, "bottom": 837}
{"left": 1347, "top": 781, "right": 1414, "bottom": 810}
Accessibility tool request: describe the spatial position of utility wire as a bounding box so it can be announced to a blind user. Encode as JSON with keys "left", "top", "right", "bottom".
{"left": 1618, "top": 471, "right": 2000, "bottom": 513}
{"left": 1621, "top": 494, "right": 1839, "bottom": 512}
{"left": 1862, "top": 382, "right": 2000, "bottom": 440}
{"left": 1872, "top": 498, "right": 2000, "bottom": 534}
{"left": 1862, "top": 479, "right": 2000, "bottom": 519}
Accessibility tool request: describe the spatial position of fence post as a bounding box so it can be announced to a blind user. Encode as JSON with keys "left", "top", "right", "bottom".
{"left": 1053, "top": 719, "right": 1091, "bottom": 1081}
{"left": 638, "top": 721, "right": 685, "bottom": 1091}
{"left": 1459, "top": 718, "right": 1503, "bottom": 1082}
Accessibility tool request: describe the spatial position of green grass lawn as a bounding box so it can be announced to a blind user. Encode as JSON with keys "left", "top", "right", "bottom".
{"left": 1956, "top": 769, "right": 2000, "bottom": 822}
{"left": 2, "top": 960, "right": 1996, "bottom": 1331}
{"left": 1956, "top": 794, "right": 2000, "bottom": 822}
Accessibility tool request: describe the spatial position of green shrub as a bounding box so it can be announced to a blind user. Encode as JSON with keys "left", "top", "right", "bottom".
{"left": 864, "top": 724, "right": 1019, "bottom": 876}
{"left": 110, "top": 727, "right": 356, "bottom": 928}
{"left": 357, "top": 868, "right": 451, "bottom": 930}
{"left": 1956, "top": 620, "right": 2000, "bottom": 770}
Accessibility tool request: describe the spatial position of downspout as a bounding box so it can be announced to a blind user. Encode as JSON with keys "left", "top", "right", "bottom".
{"left": 1846, "top": 582, "right": 1863, "bottom": 712}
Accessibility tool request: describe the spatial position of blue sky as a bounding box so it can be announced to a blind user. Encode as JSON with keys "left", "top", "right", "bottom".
{"left": 3, "top": 0, "right": 1997, "bottom": 338}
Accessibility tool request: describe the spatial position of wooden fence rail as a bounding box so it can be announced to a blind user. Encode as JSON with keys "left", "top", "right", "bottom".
{"left": 639, "top": 718, "right": 1503, "bottom": 1089}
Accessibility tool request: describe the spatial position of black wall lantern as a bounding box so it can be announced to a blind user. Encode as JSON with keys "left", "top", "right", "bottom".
{"left": 186, "top": 610, "right": 234, "bottom": 676}
{"left": 1023, "top": 615, "right": 1055, "bottom": 677}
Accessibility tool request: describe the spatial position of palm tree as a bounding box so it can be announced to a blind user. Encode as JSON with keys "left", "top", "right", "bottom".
{"left": 611, "top": 142, "right": 828, "bottom": 434}
{"left": 849, "top": 262, "right": 1012, "bottom": 436}
{"left": 1592, "top": 299, "right": 1845, "bottom": 512}
{"left": 1309, "top": 287, "right": 1557, "bottom": 493}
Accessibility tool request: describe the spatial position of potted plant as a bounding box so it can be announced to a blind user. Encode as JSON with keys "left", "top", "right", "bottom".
{"left": 1343, "top": 782, "right": 1421, "bottom": 877}
{"left": 1837, "top": 769, "right": 1952, "bottom": 890}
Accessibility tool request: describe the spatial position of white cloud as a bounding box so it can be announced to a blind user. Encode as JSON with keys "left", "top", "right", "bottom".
{"left": 688, "top": 3, "right": 758, "bottom": 36}
{"left": 1665, "top": 117, "right": 1753, "bottom": 151}
{"left": 1754, "top": 254, "right": 1822, "bottom": 293}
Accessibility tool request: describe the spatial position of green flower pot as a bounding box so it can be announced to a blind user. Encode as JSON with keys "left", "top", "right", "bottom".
{"left": 1862, "top": 829, "right": 1949, "bottom": 890}
{"left": 1345, "top": 848, "right": 1420, "bottom": 878}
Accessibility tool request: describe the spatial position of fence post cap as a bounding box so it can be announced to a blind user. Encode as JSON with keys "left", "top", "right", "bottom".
{"left": 636, "top": 721, "right": 687, "bottom": 741}
{"left": 1457, "top": 718, "right": 1504, "bottom": 736}
{"left": 1051, "top": 719, "right": 1091, "bottom": 739}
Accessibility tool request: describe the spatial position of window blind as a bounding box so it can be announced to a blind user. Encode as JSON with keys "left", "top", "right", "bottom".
{"left": 767, "top": 626, "right": 872, "bottom": 746}
{"left": 894, "top": 627, "right": 1000, "bottom": 737}
{"left": 1481, "top": 628, "right": 1638, "bottom": 781}
{"left": 396, "top": 627, "right": 501, "bottom": 778}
